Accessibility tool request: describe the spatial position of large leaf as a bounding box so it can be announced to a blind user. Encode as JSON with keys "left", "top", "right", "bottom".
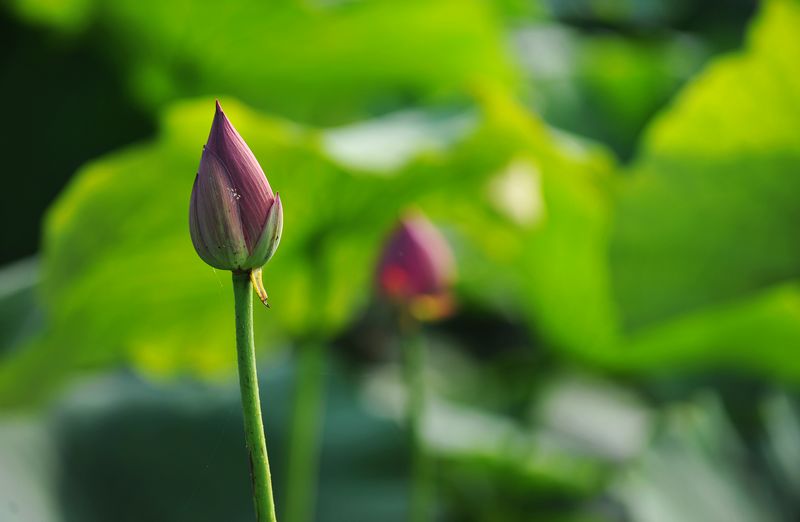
{"left": 612, "top": 0, "right": 800, "bottom": 330}
{"left": 7, "top": 0, "right": 512, "bottom": 125}
{"left": 595, "top": 0, "right": 800, "bottom": 376}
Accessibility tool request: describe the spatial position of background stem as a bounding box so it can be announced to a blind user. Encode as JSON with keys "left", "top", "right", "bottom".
{"left": 404, "top": 330, "right": 433, "bottom": 522}
{"left": 233, "top": 272, "right": 278, "bottom": 522}
{"left": 285, "top": 341, "right": 327, "bottom": 522}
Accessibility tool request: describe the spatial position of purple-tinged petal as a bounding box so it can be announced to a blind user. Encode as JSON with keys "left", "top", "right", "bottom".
{"left": 245, "top": 193, "right": 283, "bottom": 269}
{"left": 191, "top": 147, "right": 248, "bottom": 269}
{"left": 189, "top": 176, "right": 226, "bottom": 268}
{"left": 206, "top": 101, "right": 274, "bottom": 252}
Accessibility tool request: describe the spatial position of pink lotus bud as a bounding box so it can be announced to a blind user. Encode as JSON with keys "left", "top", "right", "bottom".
{"left": 376, "top": 213, "right": 455, "bottom": 320}
{"left": 189, "top": 101, "right": 283, "bottom": 273}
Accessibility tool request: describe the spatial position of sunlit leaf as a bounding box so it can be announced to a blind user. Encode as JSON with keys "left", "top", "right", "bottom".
{"left": 8, "top": 0, "right": 513, "bottom": 124}
{"left": 599, "top": 0, "right": 800, "bottom": 377}
{"left": 612, "top": 0, "right": 800, "bottom": 330}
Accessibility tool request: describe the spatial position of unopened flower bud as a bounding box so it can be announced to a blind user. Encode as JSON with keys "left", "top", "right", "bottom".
{"left": 189, "top": 101, "right": 283, "bottom": 275}
{"left": 376, "top": 213, "right": 455, "bottom": 320}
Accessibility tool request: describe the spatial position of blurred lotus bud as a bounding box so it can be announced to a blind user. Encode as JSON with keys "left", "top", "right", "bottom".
{"left": 376, "top": 213, "right": 455, "bottom": 321}
{"left": 189, "top": 101, "right": 283, "bottom": 273}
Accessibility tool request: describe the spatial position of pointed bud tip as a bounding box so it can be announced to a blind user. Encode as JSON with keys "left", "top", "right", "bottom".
{"left": 207, "top": 99, "right": 233, "bottom": 156}
{"left": 212, "top": 100, "right": 227, "bottom": 129}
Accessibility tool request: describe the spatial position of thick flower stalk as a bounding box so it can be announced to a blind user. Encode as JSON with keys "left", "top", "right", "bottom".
{"left": 376, "top": 213, "right": 456, "bottom": 522}
{"left": 189, "top": 100, "right": 282, "bottom": 522}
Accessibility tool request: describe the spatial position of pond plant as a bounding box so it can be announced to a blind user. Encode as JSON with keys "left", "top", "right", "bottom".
{"left": 377, "top": 213, "right": 456, "bottom": 522}
{"left": 189, "top": 101, "right": 284, "bottom": 522}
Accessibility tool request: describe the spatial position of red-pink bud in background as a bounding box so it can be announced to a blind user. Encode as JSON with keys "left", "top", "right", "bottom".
{"left": 189, "top": 101, "right": 283, "bottom": 272}
{"left": 376, "top": 213, "right": 455, "bottom": 320}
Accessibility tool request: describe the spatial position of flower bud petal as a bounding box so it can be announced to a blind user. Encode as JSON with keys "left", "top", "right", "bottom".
{"left": 244, "top": 193, "right": 283, "bottom": 269}
{"left": 190, "top": 147, "right": 248, "bottom": 270}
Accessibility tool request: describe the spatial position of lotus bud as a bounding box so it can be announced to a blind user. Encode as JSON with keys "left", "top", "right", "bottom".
{"left": 189, "top": 101, "right": 283, "bottom": 304}
{"left": 376, "top": 213, "right": 455, "bottom": 321}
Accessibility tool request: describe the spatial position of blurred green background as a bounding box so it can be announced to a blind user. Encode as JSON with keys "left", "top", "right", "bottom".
{"left": 3, "top": 0, "right": 800, "bottom": 520}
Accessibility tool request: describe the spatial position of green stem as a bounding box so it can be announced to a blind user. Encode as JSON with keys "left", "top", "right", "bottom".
{"left": 285, "top": 341, "right": 327, "bottom": 522}
{"left": 403, "top": 331, "right": 432, "bottom": 522}
{"left": 233, "top": 272, "right": 278, "bottom": 522}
